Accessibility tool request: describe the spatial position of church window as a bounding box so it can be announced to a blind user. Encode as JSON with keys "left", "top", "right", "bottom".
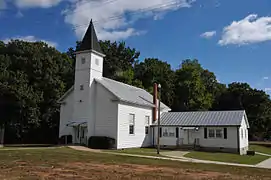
{"left": 95, "top": 58, "right": 99, "bottom": 66}
{"left": 80, "top": 84, "right": 84, "bottom": 90}
{"left": 81, "top": 57, "right": 86, "bottom": 64}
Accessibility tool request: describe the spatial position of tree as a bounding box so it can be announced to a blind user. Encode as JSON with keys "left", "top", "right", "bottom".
{"left": 201, "top": 70, "right": 227, "bottom": 98}
{"left": 0, "top": 40, "right": 73, "bottom": 143}
{"left": 100, "top": 41, "right": 140, "bottom": 79}
{"left": 134, "top": 58, "right": 175, "bottom": 107}
{"left": 113, "top": 67, "right": 144, "bottom": 88}
{"left": 214, "top": 82, "right": 271, "bottom": 139}
{"left": 173, "top": 59, "right": 213, "bottom": 111}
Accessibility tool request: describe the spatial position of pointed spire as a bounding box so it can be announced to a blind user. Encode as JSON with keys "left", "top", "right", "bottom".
{"left": 77, "top": 19, "right": 103, "bottom": 54}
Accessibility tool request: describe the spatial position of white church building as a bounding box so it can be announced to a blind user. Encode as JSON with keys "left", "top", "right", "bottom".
{"left": 58, "top": 21, "right": 249, "bottom": 155}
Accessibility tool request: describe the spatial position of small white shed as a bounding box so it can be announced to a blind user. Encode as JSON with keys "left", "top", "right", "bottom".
{"left": 152, "top": 110, "right": 249, "bottom": 155}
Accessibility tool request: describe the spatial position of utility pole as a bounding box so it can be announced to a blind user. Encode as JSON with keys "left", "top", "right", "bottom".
{"left": 157, "top": 84, "right": 161, "bottom": 154}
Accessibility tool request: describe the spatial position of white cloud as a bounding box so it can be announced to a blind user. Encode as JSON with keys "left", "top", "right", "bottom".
{"left": 3, "top": 36, "right": 58, "bottom": 47}
{"left": 263, "top": 76, "right": 269, "bottom": 80}
{"left": 15, "top": 11, "right": 24, "bottom": 18}
{"left": 14, "top": 0, "right": 63, "bottom": 8}
{"left": 200, "top": 31, "right": 216, "bottom": 39}
{"left": 63, "top": 0, "right": 195, "bottom": 41}
{"left": 219, "top": 14, "right": 271, "bottom": 46}
{"left": 265, "top": 88, "right": 271, "bottom": 92}
{"left": 0, "top": 0, "right": 7, "bottom": 9}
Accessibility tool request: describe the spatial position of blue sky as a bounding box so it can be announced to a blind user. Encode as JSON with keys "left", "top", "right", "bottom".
{"left": 1, "top": 0, "right": 271, "bottom": 94}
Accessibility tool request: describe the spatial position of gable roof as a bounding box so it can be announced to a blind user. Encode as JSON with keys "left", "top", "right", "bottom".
{"left": 57, "top": 77, "right": 171, "bottom": 110}
{"left": 154, "top": 110, "right": 249, "bottom": 127}
{"left": 57, "top": 86, "right": 74, "bottom": 103}
{"left": 95, "top": 77, "right": 170, "bottom": 109}
{"left": 77, "top": 20, "right": 103, "bottom": 54}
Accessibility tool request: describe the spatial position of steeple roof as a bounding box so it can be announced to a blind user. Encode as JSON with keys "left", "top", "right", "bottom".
{"left": 77, "top": 19, "right": 103, "bottom": 54}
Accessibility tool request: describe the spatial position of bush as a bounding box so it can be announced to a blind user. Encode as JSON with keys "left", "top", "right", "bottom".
{"left": 247, "top": 150, "right": 255, "bottom": 156}
{"left": 59, "top": 135, "right": 72, "bottom": 144}
{"left": 88, "top": 136, "right": 116, "bottom": 149}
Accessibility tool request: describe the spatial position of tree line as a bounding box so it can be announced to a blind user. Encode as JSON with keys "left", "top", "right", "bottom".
{"left": 0, "top": 40, "right": 270, "bottom": 144}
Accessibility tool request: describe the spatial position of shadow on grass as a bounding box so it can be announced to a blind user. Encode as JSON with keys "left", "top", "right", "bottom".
{"left": 3, "top": 144, "right": 57, "bottom": 148}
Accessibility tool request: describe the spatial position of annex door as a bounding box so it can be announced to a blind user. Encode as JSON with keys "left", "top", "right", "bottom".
{"left": 180, "top": 128, "right": 195, "bottom": 145}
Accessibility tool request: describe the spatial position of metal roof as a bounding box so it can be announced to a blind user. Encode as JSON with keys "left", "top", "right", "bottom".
{"left": 154, "top": 110, "right": 248, "bottom": 127}
{"left": 77, "top": 20, "right": 103, "bottom": 54}
{"left": 66, "top": 121, "right": 87, "bottom": 127}
{"left": 96, "top": 77, "right": 170, "bottom": 109}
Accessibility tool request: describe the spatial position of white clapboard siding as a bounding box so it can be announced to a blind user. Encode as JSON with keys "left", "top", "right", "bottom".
{"left": 117, "top": 103, "right": 153, "bottom": 149}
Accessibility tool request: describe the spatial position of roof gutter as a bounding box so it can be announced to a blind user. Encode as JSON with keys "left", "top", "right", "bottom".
{"left": 150, "top": 124, "right": 241, "bottom": 127}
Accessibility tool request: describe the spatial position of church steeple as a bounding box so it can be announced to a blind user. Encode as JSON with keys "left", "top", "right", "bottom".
{"left": 77, "top": 19, "right": 103, "bottom": 54}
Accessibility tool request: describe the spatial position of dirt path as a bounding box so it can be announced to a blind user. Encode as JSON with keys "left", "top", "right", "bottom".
{"left": 1, "top": 160, "right": 244, "bottom": 180}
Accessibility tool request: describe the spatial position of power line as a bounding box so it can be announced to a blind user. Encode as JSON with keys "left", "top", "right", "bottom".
{"left": 72, "top": 0, "right": 181, "bottom": 30}
{"left": 64, "top": 0, "right": 119, "bottom": 16}
{"left": 81, "top": 0, "right": 180, "bottom": 27}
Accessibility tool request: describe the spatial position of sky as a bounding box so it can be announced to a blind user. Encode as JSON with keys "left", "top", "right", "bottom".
{"left": 1, "top": 0, "right": 271, "bottom": 94}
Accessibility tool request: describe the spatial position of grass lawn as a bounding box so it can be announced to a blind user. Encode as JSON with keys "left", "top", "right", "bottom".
{"left": 104, "top": 147, "right": 169, "bottom": 156}
{"left": 250, "top": 145, "right": 271, "bottom": 155}
{"left": 0, "top": 147, "right": 271, "bottom": 179}
{"left": 184, "top": 151, "right": 268, "bottom": 165}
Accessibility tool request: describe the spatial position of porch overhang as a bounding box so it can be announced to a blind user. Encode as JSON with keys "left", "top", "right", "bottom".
{"left": 66, "top": 121, "right": 87, "bottom": 127}
{"left": 181, "top": 127, "right": 199, "bottom": 130}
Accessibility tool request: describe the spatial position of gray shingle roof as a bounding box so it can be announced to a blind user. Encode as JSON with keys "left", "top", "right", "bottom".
{"left": 96, "top": 77, "right": 170, "bottom": 109}
{"left": 154, "top": 110, "right": 248, "bottom": 127}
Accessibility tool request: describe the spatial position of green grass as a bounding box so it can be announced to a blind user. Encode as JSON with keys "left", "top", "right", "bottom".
{"left": 184, "top": 151, "right": 268, "bottom": 165}
{"left": 250, "top": 145, "right": 271, "bottom": 155}
{"left": 104, "top": 147, "right": 168, "bottom": 156}
{"left": 0, "top": 147, "right": 270, "bottom": 179}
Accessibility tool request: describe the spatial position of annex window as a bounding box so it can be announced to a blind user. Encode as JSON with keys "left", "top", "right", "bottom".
{"left": 162, "top": 127, "right": 175, "bottom": 137}
{"left": 81, "top": 57, "right": 86, "bottom": 64}
{"left": 145, "top": 116, "right": 150, "bottom": 134}
{"left": 208, "top": 129, "right": 215, "bottom": 138}
{"left": 80, "top": 84, "right": 84, "bottom": 90}
{"left": 241, "top": 129, "right": 243, "bottom": 139}
{"left": 129, "top": 114, "right": 135, "bottom": 135}
{"left": 216, "top": 129, "right": 222, "bottom": 138}
{"left": 95, "top": 58, "right": 99, "bottom": 66}
{"left": 209, "top": 129, "right": 223, "bottom": 138}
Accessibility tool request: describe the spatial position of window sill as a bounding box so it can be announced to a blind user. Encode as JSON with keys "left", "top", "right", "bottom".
{"left": 208, "top": 137, "right": 223, "bottom": 139}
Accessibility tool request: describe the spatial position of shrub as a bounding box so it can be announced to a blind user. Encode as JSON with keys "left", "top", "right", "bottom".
{"left": 247, "top": 150, "right": 255, "bottom": 156}
{"left": 88, "top": 136, "right": 115, "bottom": 149}
{"left": 59, "top": 135, "right": 72, "bottom": 144}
